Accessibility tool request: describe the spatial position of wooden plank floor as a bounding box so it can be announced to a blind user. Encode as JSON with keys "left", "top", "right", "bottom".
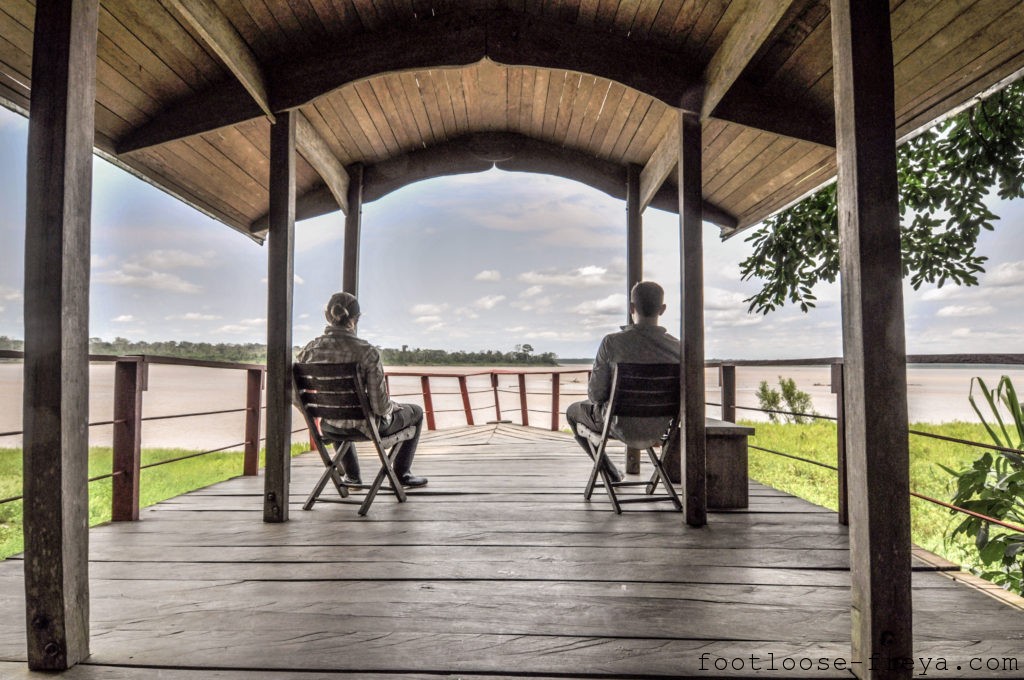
{"left": 1, "top": 424, "right": 1022, "bottom": 678}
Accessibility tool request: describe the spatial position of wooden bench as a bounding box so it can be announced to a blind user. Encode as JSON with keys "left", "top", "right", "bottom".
{"left": 705, "top": 418, "right": 754, "bottom": 509}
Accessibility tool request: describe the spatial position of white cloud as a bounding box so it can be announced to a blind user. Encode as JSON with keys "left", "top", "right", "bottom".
{"left": 573, "top": 293, "right": 626, "bottom": 317}
{"left": 93, "top": 268, "right": 202, "bottom": 294}
{"left": 474, "top": 270, "right": 501, "bottom": 281}
{"left": 936, "top": 304, "right": 997, "bottom": 318}
{"left": 474, "top": 295, "right": 506, "bottom": 310}
{"left": 0, "top": 286, "right": 22, "bottom": 302}
{"left": 214, "top": 317, "right": 266, "bottom": 334}
{"left": 135, "top": 249, "right": 215, "bottom": 270}
{"left": 260, "top": 274, "right": 306, "bottom": 285}
{"left": 519, "top": 265, "right": 617, "bottom": 288}
{"left": 520, "top": 285, "right": 544, "bottom": 298}
{"left": 165, "top": 312, "right": 221, "bottom": 321}
{"left": 512, "top": 295, "right": 554, "bottom": 313}
{"left": 410, "top": 303, "right": 449, "bottom": 316}
{"left": 112, "top": 315, "right": 134, "bottom": 322}
{"left": 414, "top": 315, "right": 443, "bottom": 324}
{"left": 425, "top": 323, "right": 446, "bottom": 332}
{"left": 90, "top": 254, "right": 116, "bottom": 269}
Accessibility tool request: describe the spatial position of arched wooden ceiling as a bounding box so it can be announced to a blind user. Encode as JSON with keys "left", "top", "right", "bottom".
{"left": 1, "top": 0, "right": 1022, "bottom": 241}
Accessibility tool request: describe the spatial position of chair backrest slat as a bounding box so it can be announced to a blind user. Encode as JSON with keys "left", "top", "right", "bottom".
{"left": 609, "top": 363, "right": 680, "bottom": 419}
{"left": 293, "top": 362, "right": 372, "bottom": 420}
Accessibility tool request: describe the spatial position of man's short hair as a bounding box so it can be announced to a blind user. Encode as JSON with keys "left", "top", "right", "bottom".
{"left": 630, "top": 281, "right": 665, "bottom": 317}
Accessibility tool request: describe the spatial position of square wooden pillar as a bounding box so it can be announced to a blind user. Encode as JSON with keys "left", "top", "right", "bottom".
{"left": 625, "top": 163, "right": 643, "bottom": 473}
{"left": 342, "top": 162, "right": 364, "bottom": 295}
{"left": 263, "top": 111, "right": 296, "bottom": 523}
{"left": 22, "top": 0, "right": 99, "bottom": 669}
{"left": 832, "top": 0, "right": 913, "bottom": 676}
{"left": 678, "top": 109, "right": 706, "bottom": 527}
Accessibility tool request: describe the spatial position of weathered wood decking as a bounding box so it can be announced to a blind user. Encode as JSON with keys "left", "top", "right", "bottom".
{"left": 0, "top": 424, "right": 1022, "bottom": 678}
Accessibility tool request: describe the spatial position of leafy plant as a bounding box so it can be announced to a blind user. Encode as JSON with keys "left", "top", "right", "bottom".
{"left": 741, "top": 80, "right": 1024, "bottom": 314}
{"left": 756, "top": 376, "right": 815, "bottom": 424}
{"left": 941, "top": 376, "right": 1024, "bottom": 593}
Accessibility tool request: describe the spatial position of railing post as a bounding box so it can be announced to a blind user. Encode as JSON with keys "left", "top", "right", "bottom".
{"left": 421, "top": 375, "right": 436, "bottom": 430}
{"left": 831, "top": 361, "right": 848, "bottom": 526}
{"left": 720, "top": 364, "right": 736, "bottom": 422}
{"left": 112, "top": 359, "right": 145, "bottom": 522}
{"left": 458, "top": 375, "right": 474, "bottom": 426}
{"left": 517, "top": 373, "right": 529, "bottom": 427}
{"left": 243, "top": 368, "right": 263, "bottom": 476}
{"left": 491, "top": 373, "right": 502, "bottom": 421}
{"left": 550, "top": 373, "right": 560, "bottom": 431}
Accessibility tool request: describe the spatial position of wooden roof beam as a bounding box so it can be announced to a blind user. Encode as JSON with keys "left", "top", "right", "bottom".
{"left": 639, "top": 123, "right": 679, "bottom": 212}
{"left": 164, "top": 0, "right": 273, "bottom": 121}
{"left": 295, "top": 112, "right": 349, "bottom": 215}
{"left": 702, "top": 0, "right": 799, "bottom": 120}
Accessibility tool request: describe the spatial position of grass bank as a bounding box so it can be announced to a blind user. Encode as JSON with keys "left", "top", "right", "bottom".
{"left": 746, "top": 419, "right": 995, "bottom": 573}
{"left": 0, "top": 443, "right": 307, "bottom": 559}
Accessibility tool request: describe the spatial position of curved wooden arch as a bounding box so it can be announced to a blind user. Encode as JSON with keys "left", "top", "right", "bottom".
{"left": 250, "top": 133, "right": 737, "bottom": 235}
{"left": 118, "top": 9, "right": 705, "bottom": 154}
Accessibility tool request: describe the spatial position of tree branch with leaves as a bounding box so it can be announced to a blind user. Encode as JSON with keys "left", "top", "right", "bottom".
{"left": 740, "top": 80, "right": 1024, "bottom": 314}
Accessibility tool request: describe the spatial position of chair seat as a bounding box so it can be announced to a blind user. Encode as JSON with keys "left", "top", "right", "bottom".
{"left": 322, "top": 424, "right": 417, "bottom": 450}
{"left": 577, "top": 421, "right": 666, "bottom": 451}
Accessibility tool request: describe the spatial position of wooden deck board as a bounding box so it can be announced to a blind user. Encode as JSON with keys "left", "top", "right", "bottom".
{"left": 1, "top": 424, "right": 1022, "bottom": 678}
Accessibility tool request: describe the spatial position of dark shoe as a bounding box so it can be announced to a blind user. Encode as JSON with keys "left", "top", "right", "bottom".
{"left": 399, "top": 473, "right": 428, "bottom": 488}
{"left": 341, "top": 474, "right": 361, "bottom": 486}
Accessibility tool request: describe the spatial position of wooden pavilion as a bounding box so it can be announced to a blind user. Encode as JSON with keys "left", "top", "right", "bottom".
{"left": 3, "top": 0, "right": 1024, "bottom": 677}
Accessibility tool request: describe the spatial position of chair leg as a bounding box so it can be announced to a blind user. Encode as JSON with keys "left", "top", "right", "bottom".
{"left": 647, "top": 446, "right": 682, "bottom": 511}
{"left": 583, "top": 439, "right": 621, "bottom": 513}
{"left": 304, "top": 441, "right": 351, "bottom": 511}
{"left": 359, "top": 441, "right": 408, "bottom": 516}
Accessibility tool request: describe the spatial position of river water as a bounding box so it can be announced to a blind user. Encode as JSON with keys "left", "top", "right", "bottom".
{"left": 2, "top": 363, "right": 1023, "bottom": 450}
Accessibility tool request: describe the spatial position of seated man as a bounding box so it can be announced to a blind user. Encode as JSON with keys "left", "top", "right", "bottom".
{"left": 566, "top": 281, "right": 681, "bottom": 481}
{"left": 296, "top": 291, "right": 428, "bottom": 488}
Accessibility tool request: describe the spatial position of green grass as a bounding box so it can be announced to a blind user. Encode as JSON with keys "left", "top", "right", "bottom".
{"left": 0, "top": 443, "right": 307, "bottom": 559}
{"left": 745, "top": 419, "right": 997, "bottom": 574}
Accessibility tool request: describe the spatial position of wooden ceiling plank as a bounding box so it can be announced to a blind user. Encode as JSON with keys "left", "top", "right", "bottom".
{"left": 318, "top": 93, "right": 374, "bottom": 160}
{"left": 736, "top": 148, "right": 833, "bottom": 229}
{"left": 705, "top": 130, "right": 777, "bottom": 198}
{"left": 612, "top": 0, "right": 643, "bottom": 32}
{"left": 461, "top": 66, "right": 483, "bottom": 133}
{"left": 594, "top": 0, "right": 621, "bottom": 30}
{"left": 368, "top": 76, "right": 415, "bottom": 147}
{"left": 629, "top": 0, "right": 665, "bottom": 39}
{"left": 301, "top": 103, "right": 355, "bottom": 164}
{"left": 350, "top": 0, "right": 384, "bottom": 31}
{"left": 97, "top": 6, "right": 195, "bottom": 96}
{"left": 638, "top": 119, "right": 679, "bottom": 211}
{"left": 351, "top": 79, "right": 402, "bottom": 155}
{"left": 621, "top": 93, "right": 670, "bottom": 160}
{"left": 610, "top": 96, "right": 656, "bottom": 159}
{"left": 388, "top": 73, "right": 435, "bottom": 146}
{"left": 432, "top": 70, "right": 462, "bottom": 138}
{"left": 585, "top": 81, "right": 627, "bottom": 149}
{"left": 505, "top": 64, "right": 525, "bottom": 135}
{"left": 236, "top": 0, "right": 289, "bottom": 53}
{"left": 202, "top": 122, "right": 275, "bottom": 191}
{"left": 596, "top": 86, "right": 641, "bottom": 158}
{"left": 164, "top": 0, "right": 274, "bottom": 119}
{"left": 517, "top": 67, "right": 538, "bottom": 134}
{"left": 718, "top": 137, "right": 801, "bottom": 210}
{"left": 702, "top": 0, "right": 799, "bottom": 119}
{"left": 561, "top": 74, "right": 600, "bottom": 147}
{"left": 334, "top": 85, "right": 389, "bottom": 160}
{"left": 677, "top": 0, "right": 720, "bottom": 48}
{"left": 893, "top": 0, "right": 977, "bottom": 64}
{"left": 144, "top": 141, "right": 264, "bottom": 218}
{"left": 540, "top": 69, "right": 566, "bottom": 140}
{"left": 577, "top": 0, "right": 601, "bottom": 27}
{"left": 552, "top": 72, "right": 584, "bottom": 141}
{"left": 529, "top": 68, "right": 551, "bottom": 138}
{"left": 104, "top": 0, "right": 220, "bottom": 89}
{"left": 477, "top": 59, "right": 509, "bottom": 132}
{"left": 295, "top": 111, "right": 351, "bottom": 212}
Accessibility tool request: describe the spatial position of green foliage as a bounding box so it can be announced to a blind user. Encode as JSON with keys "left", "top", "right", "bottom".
{"left": 940, "top": 376, "right": 1024, "bottom": 593}
{"left": 0, "top": 443, "right": 307, "bottom": 560}
{"left": 755, "top": 376, "right": 815, "bottom": 423}
{"left": 378, "top": 346, "right": 558, "bottom": 366}
{"left": 88, "top": 337, "right": 270, "bottom": 363}
{"left": 741, "top": 80, "right": 1024, "bottom": 314}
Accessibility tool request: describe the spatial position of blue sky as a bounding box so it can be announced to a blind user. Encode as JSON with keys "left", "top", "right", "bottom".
{"left": 1, "top": 105, "right": 1023, "bottom": 360}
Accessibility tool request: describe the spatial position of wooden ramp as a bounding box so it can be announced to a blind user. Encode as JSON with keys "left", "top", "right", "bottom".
{"left": 0, "top": 424, "right": 1022, "bottom": 678}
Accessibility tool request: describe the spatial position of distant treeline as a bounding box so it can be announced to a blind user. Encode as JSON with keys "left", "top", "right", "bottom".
{"left": 0, "top": 336, "right": 558, "bottom": 366}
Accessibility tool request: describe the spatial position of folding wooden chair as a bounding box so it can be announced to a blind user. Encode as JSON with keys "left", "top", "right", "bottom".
{"left": 578, "top": 362, "right": 683, "bottom": 514}
{"left": 293, "top": 362, "right": 417, "bottom": 516}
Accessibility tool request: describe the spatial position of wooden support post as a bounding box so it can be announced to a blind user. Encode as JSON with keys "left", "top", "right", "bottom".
{"left": 831, "top": 0, "right": 912, "bottom": 675}
{"left": 550, "top": 373, "right": 560, "bottom": 432}
{"left": 342, "top": 162, "right": 364, "bottom": 295}
{"left": 243, "top": 368, "right": 263, "bottom": 476}
{"left": 263, "top": 111, "right": 296, "bottom": 523}
{"left": 491, "top": 373, "right": 502, "bottom": 421}
{"left": 517, "top": 373, "right": 529, "bottom": 427}
{"left": 421, "top": 376, "right": 436, "bottom": 430}
{"left": 831, "top": 362, "right": 848, "bottom": 526}
{"left": 112, "top": 359, "right": 145, "bottom": 521}
{"left": 458, "top": 376, "right": 474, "bottom": 426}
{"left": 720, "top": 364, "right": 736, "bottom": 423}
{"left": 678, "top": 108, "right": 706, "bottom": 526}
{"left": 22, "top": 0, "right": 99, "bottom": 669}
{"left": 625, "top": 162, "right": 644, "bottom": 473}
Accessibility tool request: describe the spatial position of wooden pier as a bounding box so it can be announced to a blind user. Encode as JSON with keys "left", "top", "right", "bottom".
{"left": 1, "top": 424, "right": 1021, "bottom": 678}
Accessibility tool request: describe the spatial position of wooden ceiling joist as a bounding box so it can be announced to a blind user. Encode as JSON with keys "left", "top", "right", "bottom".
{"left": 702, "top": 0, "right": 799, "bottom": 119}
{"left": 294, "top": 112, "right": 349, "bottom": 214}
{"left": 639, "top": 123, "right": 680, "bottom": 212}
{"left": 163, "top": 0, "right": 273, "bottom": 121}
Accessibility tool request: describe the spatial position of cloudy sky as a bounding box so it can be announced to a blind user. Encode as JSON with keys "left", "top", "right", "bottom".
{"left": 1, "top": 106, "right": 1023, "bottom": 360}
